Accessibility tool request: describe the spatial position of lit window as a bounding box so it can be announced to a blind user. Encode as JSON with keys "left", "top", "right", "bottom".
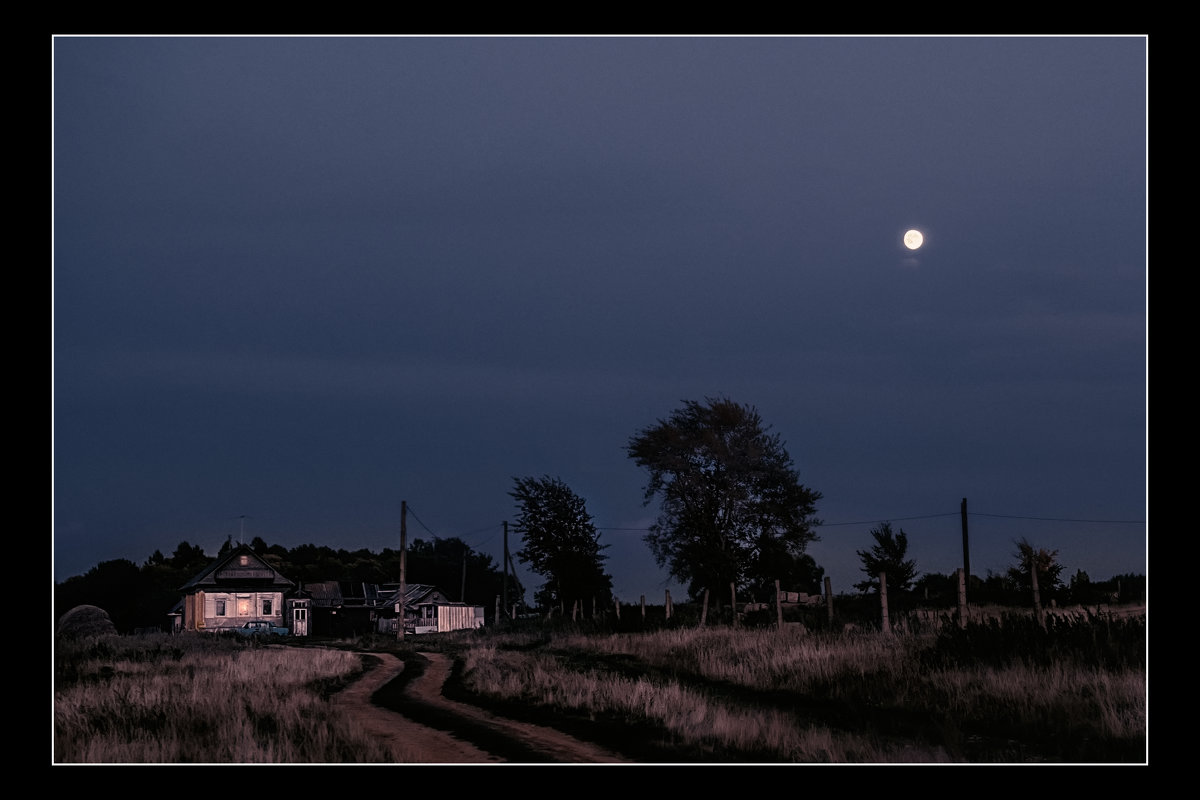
{"left": 239, "top": 555, "right": 249, "bottom": 567}
{"left": 237, "top": 597, "right": 251, "bottom": 616}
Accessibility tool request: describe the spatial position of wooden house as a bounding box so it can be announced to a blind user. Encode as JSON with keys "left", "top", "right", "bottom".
{"left": 178, "top": 544, "right": 301, "bottom": 634}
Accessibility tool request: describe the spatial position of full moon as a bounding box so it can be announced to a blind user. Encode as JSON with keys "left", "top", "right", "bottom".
{"left": 903, "top": 229, "right": 924, "bottom": 250}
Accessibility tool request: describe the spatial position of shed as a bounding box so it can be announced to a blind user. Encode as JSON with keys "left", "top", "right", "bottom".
{"left": 374, "top": 584, "right": 484, "bottom": 635}
{"left": 409, "top": 601, "right": 487, "bottom": 635}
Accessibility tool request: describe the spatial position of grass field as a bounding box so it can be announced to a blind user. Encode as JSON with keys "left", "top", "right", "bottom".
{"left": 54, "top": 633, "right": 393, "bottom": 763}
{"left": 438, "top": 610, "right": 1145, "bottom": 763}
{"left": 53, "top": 606, "right": 1146, "bottom": 764}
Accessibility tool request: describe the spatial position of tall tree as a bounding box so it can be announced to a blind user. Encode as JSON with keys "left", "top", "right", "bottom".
{"left": 854, "top": 521, "right": 917, "bottom": 594}
{"left": 626, "top": 397, "right": 822, "bottom": 603}
{"left": 510, "top": 475, "right": 613, "bottom": 611}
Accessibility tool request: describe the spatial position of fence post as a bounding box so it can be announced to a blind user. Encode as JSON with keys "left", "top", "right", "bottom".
{"left": 699, "top": 588, "right": 709, "bottom": 627}
{"left": 641, "top": 594, "right": 646, "bottom": 623}
{"left": 824, "top": 576, "right": 834, "bottom": 625}
{"left": 495, "top": 595, "right": 501, "bottom": 626}
{"left": 614, "top": 596, "right": 620, "bottom": 620}
{"left": 1030, "top": 559, "right": 1045, "bottom": 629}
{"left": 730, "top": 582, "right": 738, "bottom": 627}
{"left": 879, "top": 571, "right": 891, "bottom": 634}
{"left": 572, "top": 599, "right": 578, "bottom": 622}
{"left": 956, "top": 568, "right": 967, "bottom": 628}
{"left": 665, "top": 589, "right": 672, "bottom": 620}
{"left": 775, "top": 579, "right": 783, "bottom": 630}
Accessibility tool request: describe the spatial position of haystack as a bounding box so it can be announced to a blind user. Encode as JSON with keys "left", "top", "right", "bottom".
{"left": 57, "top": 604, "right": 118, "bottom": 639}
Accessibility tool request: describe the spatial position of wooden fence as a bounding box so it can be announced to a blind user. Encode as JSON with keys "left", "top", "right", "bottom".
{"left": 492, "top": 564, "right": 1125, "bottom": 632}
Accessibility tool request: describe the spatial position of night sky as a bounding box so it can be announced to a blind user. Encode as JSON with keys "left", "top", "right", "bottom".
{"left": 53, "top": 36, "right": 1147, "bottom": 602}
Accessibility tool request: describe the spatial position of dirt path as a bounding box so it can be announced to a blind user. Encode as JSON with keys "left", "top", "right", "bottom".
{"left": 334, "top": 651, "right": 630, "bottom": 764}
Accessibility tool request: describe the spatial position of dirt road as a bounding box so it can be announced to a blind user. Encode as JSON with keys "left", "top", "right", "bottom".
{"left": 334, "top": 651, "right": 630, "bottom": 764}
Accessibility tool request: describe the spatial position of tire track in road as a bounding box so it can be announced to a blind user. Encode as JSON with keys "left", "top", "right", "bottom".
{"left": 339, "top": 651, "right": 629, "bottom": 764}
{"left": 334, "top": 652, "right": 498, "bottom": 763}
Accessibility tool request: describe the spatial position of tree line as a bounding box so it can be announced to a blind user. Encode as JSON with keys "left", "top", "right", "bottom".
{"left": 57, "top": 396, "right": 1143, "bottom": 633}
{"left": 55, "top": 535, "right": 519, "bottom": 634}
{"left": 851, "top": 521, "right": 1145, "bottom": 610}
{"left": 509, "top": 397, "right": 1144, "bottom": 617}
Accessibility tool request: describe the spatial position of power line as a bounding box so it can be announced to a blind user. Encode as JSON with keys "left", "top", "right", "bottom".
{"left": 971, "top": 512, "right": 1145, "bottom": 524}
{"left": 409, "top": 507, "right": 1145, "bottom": 539}
{"left": 460, "top": 522, "right": 505, "bottom": 537}
{"left": 401, "top": 508, "right": 502, "bottom": 549}
{"left": 607, "top": 512, "right": 956, "bottom": 530}
{"left": 598, "top": 509, "right": 1145, "bottom": 530}
{"left": 405, "top": 506, "right": 438, "bottom": 537}
{"left": 817, "top": 513, "right": 959, "bottom": 527}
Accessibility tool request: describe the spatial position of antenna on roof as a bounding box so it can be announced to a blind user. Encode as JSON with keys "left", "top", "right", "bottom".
{"left": 237, "top": 515, "right": 251, "bottom": 546}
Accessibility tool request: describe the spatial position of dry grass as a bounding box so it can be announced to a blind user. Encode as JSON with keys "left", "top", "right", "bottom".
{"left": 53, "top": 611, "right": 1146, "bottom": 764}
{"left": 452, "top": 620, "right": 1146, "bottom": 763}
{"left": 54, "top": 633, "right": 393, "bottom": 763}
{"left": 459, "top": 631, "right": 953, "bottom": 762}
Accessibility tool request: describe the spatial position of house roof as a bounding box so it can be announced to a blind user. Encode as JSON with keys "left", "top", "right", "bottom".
{"left": 302, "top": 581, "right": 350, "bottom": 606}
{"left": 303, "top": 581, "right": 343, "bottom": 602}
{"left": 179, "top": 543, "right": 295, "bottom": 592}
{"left": 298, "top": 582, "right": 447, "bottom": 609}
{"left": 383, "top": 583, "right": 443, "bottom": 607}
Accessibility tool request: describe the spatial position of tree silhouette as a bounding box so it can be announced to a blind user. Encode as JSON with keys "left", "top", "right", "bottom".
{"left": 1008, "top": 537, "right": 1065, "bottom": 597}
{"left": 170, "top": 541, "right": 210, "bottom": 572}
{"left": 627, "top": 397, "right": 822, "bottom": 604}
{"left": 854, "top": 522, "right": 917, "bottom": 595}
{"left": 511, "top": 475, "right": 612, "bottom": 612}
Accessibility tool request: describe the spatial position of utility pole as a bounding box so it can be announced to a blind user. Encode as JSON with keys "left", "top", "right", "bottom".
{"left": 960, "top": 497, "right": 970, "bottom": 600}
{"left": 502, "top": 521, "right": 509, "bottom": 616}
{"left": 397, "top": 500, "right": 407, "bottom": 640}
{"left": 507, "top": 550, "right": 520, "bottom": 618}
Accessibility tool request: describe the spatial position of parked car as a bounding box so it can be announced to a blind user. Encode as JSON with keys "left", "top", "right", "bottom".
{"left": 232, "top": 620, "right": 289, "bottom": 637}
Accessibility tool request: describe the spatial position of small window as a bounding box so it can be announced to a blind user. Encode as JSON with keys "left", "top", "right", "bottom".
{"left": 215, "top": 599, "right": 226, "bottom": 616}
{"left": 239, "top": 555, "right": 249, "bottom": 567}
{"left": 262, "top": 598, "right": 273, "bottom": 616}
